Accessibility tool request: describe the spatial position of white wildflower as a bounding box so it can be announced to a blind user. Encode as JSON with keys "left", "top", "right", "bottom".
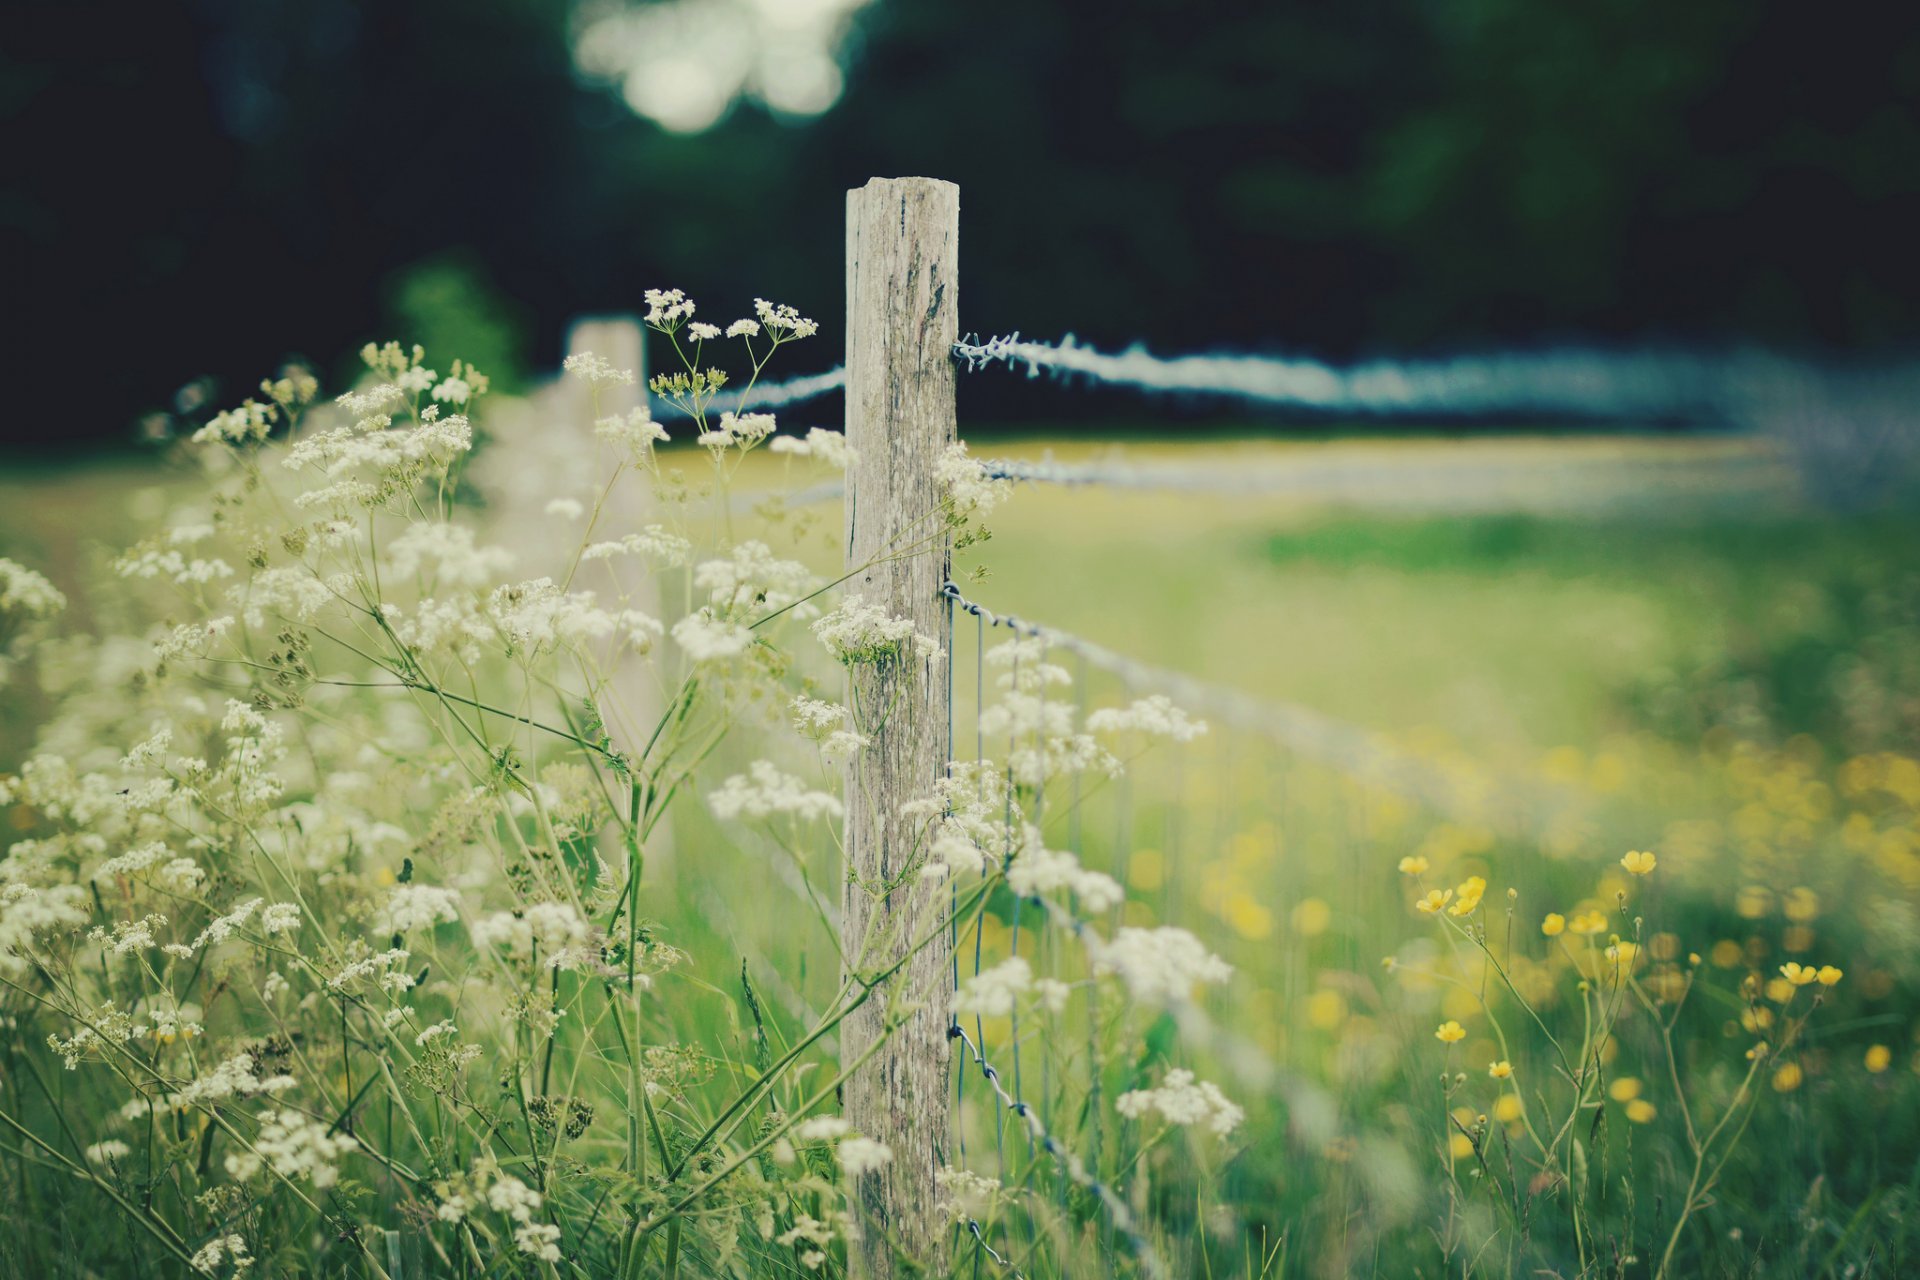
{"left": 1115, "top": 1069, "right": 1244, "bottom": 1136}
{"left": 563, "top": 351, "right": 636, "bottom": 386}
{"left": 1089, "top": 926, "right": 1233, "bottom": 1004}
{"left": 374, "top": 884, "right": 462, "bottom": 934}
{"left": 224, "top": 1107, "right": 357, "bottom": 1188}
{"left": 937, "top": 442, "right": 1011, "bottom": 519}
{"left": 1087, "top": 695, "right": 1208, "bottom": 742}
{"left": 672, "top": 611, "right": 753, "bottom": 662}
{"left": 812, "top": 595, "right": 942, "bottom": 665}
{"left": 708, "top": 762, "right": 842, "bottom": 823}
{"left": 836, "top": 1136, "right": 892, "bottom": 1177}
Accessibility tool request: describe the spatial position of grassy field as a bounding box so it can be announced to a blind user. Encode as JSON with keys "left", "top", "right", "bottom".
{"left": 3, "top": 428, "right": 1918, "bottom": 1276}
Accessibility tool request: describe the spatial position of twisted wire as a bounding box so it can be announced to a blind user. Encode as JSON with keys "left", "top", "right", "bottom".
{"left": 938, "top": 581, "right": 1575, "bottom": 828}
{"left": 952, "top": 332, "right": 1752, "bottom": 421}
{"left": 948, "top": 1021, "right": 1168, "bottom": 1280}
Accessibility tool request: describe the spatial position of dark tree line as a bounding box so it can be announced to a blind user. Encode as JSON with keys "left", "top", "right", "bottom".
{"left": 5, "top": 0, "right": 1918, "bottom": 450}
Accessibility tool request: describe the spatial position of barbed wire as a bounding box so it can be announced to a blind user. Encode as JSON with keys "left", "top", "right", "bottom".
{"left": 949, "top": 1020, "right": 1167, "bottom": 1280}
{"left": 950, "top": 333, "right": 1780, "bottom": 421}
{"left": 939, "top": 580, "right": 1577, "bottom": 830}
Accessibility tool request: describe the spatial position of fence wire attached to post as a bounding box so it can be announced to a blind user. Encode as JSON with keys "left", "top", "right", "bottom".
{"left": 840, "top": 174, "right": 961, "bottom": 1279}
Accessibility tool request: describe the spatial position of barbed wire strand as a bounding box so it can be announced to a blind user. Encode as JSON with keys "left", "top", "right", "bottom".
{"left": 939, "top": 581, "right": 1576, "bottom": 830}
{"left": 949, "top": 1021, "right": 1169, "bottom": 1280}
{"left": 952, "top": 333, "right": 1756, "bottom": 421}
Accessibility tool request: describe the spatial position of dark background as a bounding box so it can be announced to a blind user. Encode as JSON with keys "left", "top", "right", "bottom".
{"left": 6, "top": 0, "right": 1919, "bottom": 453}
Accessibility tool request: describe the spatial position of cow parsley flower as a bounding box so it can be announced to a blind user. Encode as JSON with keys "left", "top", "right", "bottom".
{"left": 643, "top": 288, "right": 696, "bottom": 328}
{"left": 374, "top": 884, "right": 462, "bottom": 934}
{"left": 1006, "top": 837, "right": 1124, "bottom": 912}
{"left": 836, "top": 1136, "right": 892, "bottom": 1177}
{"left": 768, "top": 428, "right": 856, "bottom": 468}
{"left": 189, "top": 1234, "right": 254, "bottom": 1276}
{"left": 224, "top": 1107, "right": 358, "bottom": 1188}
{"left": 1115, "top": 1069, "right": 1244, "bottom": 1136}
{"left": 594, "top": 407, "right": 669, "bottom": 457}
{"left": 0, "top": 557, "right": 66, "bottom": 620}
{"left": 1089, "top": 926, "right": 1233, "bottom": 1004}
{"left": 581, "top": 526, "right": 692, "bottom": 566}
{"left": 812, "top": 596, "right": 942, "bottom": 666}
{"left": 1087, "top": 695, "right": 1208, "bottom": 743}
{"left": 937, "top": 442, "right": 1011, "bottom": 519}
{"left": 708, "top": 761, "right": 843, "bottom": 823}
{"left": 672, "top": 611, "right": 753, "bottom": 662}
{"left": 753, "top": 297, "right": 818, "bottom": 339}
{"left": 386, "top": 522, "right": 515, "bottom": 587}
{"left": 563, "top": 351, "right": 637, "bottom": 386}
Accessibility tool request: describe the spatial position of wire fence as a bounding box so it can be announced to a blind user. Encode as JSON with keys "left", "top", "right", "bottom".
{"left": 601, "top": 265, "right": 1913, "bottom": 1273}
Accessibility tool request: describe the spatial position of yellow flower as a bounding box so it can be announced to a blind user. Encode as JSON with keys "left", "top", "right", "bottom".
{"left": 1541, "top": 912, "right": 1566, "bottom": 937}
{"left": 1624, "top": 1099, "right": 1656, "bottom": 1124}
{"left": 1488, "top": 1060, "right": 1513, "bottom": 1080}
{"left": 1866, "top": 1044, "right": 1893, "bottom": 1073}
{"left": 1608, "top": 1076, "right": 1641, "bottom": 1102}
{"left": 1569, "top": 909, "right": 1608, "bottom": 936}
{"left": 1448, "top": 1132, "right": 1475, "bottom": 1160}
{"left": 1816, "top": 965, "right": 1843, "bottom": 987}
{"left": 1306, "top": 990, "right": 1346, "bottom": 1030}
{"left": 1771, "top": 1061, "right": 1803, "bottom": 1092}
{"left": 1435, "top": 1020, "right": 1466, "bottom": 1044}
{"left": 1415, "top": 888, "right": 1453, "bottom": 915}
{"left": 1492, "top": 1094, "right": 1524, "bottom": 1123}
{"left": 1398, "top": 855, "right": 1430, "bottom": 876}
{"left": 1448, "top": 876, "right": 1486, "bottom": 917}
{"left": 1605, "top": 941, "right": 1640, "bottom": 968}
{"left": 1779, "top": 962, "right": 1818, "bottom": 986}
{"left": 1620, "top": 850, "right": 1657, "bottom": 875}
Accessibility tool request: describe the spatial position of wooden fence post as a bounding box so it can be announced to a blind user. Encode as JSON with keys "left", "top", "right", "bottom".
{"left": 841, "top": 175, "right": 959, "bottom": 1275}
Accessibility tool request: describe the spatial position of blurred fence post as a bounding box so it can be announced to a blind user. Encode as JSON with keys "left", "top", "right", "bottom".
{"left": 841, "top": 175, "right": 959, "bottom": 1276}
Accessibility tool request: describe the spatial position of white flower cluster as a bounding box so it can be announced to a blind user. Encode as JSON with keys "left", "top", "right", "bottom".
{"left": 224, "top": 1107, "right": 359, "bottom": 1188}
{"left": 937, "top": 442, "right": 1012, "bottom": 519}
{"left": 767, "top": 428, "right": 855, "bottom": 468}
{"left": 752, "top": 297, "right": 819, "bottom": 339}
{"left": 190, "top": 399, "right": 275, "bottom": 446}
{"left": 472, "top": 901, "right": 598, "bottom": 970}
{"left": 435, "top": 1163, "right": 560, "bottom": 1261}
{"left": 950, "top": 955, "right": 1070, "bottom": 1018}
{"left": 1005, "top": 832, "right": 1124, "bottom": 912}
{"left": 563, "top": 350, "right": 637, "bottom": 386}
{"left": 1089, "top": 926, "right": 1234, "bottom": 1004}
{"left": 189, "top": 1233, "right": 253, "bottom": 1276}
{"left": 812, "top": 596, "right": 943, "bottom": 666}
{"left": 1087, "top": 695, "right": 1209, "bottom": 743}
{"left": 112, "top": 545, "right": 235, "bottom": 586}
{"left": 934, "top": 1167, "right": 1004, "bottom": 1224}
{"left": 593, "top": 407, "right": 669, "bottom": 457}
{"left": 385, "top": 522, "right": 515, "bottom": 588}
{"left": 2, "top": 882, "right": 91, "bottom": 974}
{"left": 643, "top": 288, "right": 696, "bottom": 328}
{"left": 695, "top": 411, "right": 776, "bottom": 454}
{"left": 1115, "top": 1069, "right": 1245, "bottom": 1136}
{"left": 0, "top": 556, "right": 67, "bottom": 620}
{"left": 126, "top": 1050, "right": 296, "bottom": 1116}
{"left": 581, "top": 525, "right": 692, "bottom": 566}
{"left": 671, "top": 612, "right": 752, "bottom": 662}
{"left": 486, "top": 578, "right": 662, "bottom": 657}
{"left": 373, "top": 883, "right": 462, "bottom": 934}
{"left": 693, "top": 541, "right": 817, "bottom": 617}
{"left": 707, "top": 761, "right": 843, "bottom": 823}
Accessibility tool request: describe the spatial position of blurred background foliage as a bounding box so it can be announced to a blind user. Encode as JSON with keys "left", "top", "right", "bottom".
{"left": 5, "top": 0, "right": 1919, "bottom": 452}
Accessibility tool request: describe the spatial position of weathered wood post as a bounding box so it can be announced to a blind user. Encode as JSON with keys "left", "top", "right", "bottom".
{"left": 841, "top": 176, "right": 959, "bottom": 1275}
